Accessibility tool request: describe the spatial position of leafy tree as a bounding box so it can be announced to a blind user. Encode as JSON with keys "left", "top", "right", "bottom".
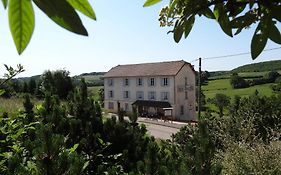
{"left": 145, "top": 0, "right": 281, "bottom": 59}
{"left": 230, "top": 73, "right": 248, "bottom": 89}
{"left": 28, "top": 78, "right": 36, "bottom": 95}
{"left": 208, "top": 93, "right": 230, "bottom": 117}
{"left": 267, "top": 71, "right": 280, "bottom": 82}
{"left": 41, "top": 70, "right": 74, "bottom": 99}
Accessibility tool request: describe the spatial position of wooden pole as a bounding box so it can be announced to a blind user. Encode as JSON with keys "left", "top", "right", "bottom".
{"left": 198, "top": 58, "right": 202, "bottom": 119}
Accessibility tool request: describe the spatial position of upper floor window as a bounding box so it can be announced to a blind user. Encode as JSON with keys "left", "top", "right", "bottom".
{"left": 185, "top": 91, "right": 188, "bottom": 99}
{"left": 123, "top": 91, "right": 130, "bottom": 99}
{"left": 149, "top": 78, "right": 155, "bottom": 86}
{"left": 108, "top": 79, "right": 114, "bottom": 86}
{"left": 108, "top": 90, "right": 114, "bottom": 98}
{"left": 137, "top": 78, "right": 143, "bottom": 86}
{"left": 148, "top": 91, "right": 156, "bottom": 100}
{"left": 161, "top": 92, "right": 169, "bottom": 101}
{"left": 185, "top": 77, "right": 188, "bottom": 86}
{"left": 161, "top": 77, "right": 169, "bottom": 86}
{"left": 136, "top": 91, "right": 144, "bottom": 100}
{"left": 124, "top": 78, "right": 129, "bottom": 86}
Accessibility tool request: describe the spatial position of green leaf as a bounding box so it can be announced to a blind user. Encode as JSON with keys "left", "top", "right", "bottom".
{"left": 66, "top": 0, "right": 96, "bottom": 20}
{"left": 184, "top": 16, "right": 195, "bottom": 38}
{"left": 1, "top": 0, "right": 7, "bottom": 9}
{"left": 33, "top": 0, "right": 88, "bottom": 36}
{"left": 69, "top": 143, "right": 79, "bottom": 153}
{"left": 214, "top": 4, "right": 233, "bottom": 37}
{"left": 230, "top": 13, "right": 256, "bottom": 28}
{"left": 8, "top": 0, "right": 35, "bottom": 54}
{"left": 251, "top": 22, "right": 268, "bottom": 60}
{"left": 234, "top": 28, "right": 243, "bottom": 35}
{"left": 82, "top": 161, "right": 89, "bottom": 171}
{"left": 0, "top": 89, "right": 5, "bottom": 96}
{"left": 202, "top": 8, "right": 215, "bottom": 19}
{"left": 272, "top": 6, "right": 281, "bottom": 22}
{"left": 173, "top": 21, "right": 184, "bottom": 43}
{"left": 143, "top": 0, "right": 162, "bottom": 7}
{"left": 168, "top": 0, "right": 177, "bottom": 17}
{"left": 268, "top": 22, "right": 281, "bottom": 44}
{"left": 230, "top": 3, "right": 246, "bottom": 17}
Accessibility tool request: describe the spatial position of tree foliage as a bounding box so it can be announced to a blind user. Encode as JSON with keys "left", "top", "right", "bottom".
{"left": 145, "top": 0, "right": 281, "bottom": 59}
{"left": 41, "top": 70, "right": 74, "bottom": 99}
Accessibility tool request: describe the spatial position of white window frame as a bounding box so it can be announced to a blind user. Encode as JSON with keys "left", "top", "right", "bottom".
{"left": 108, "top": 90, "right": 114, "bottom": 98}
{"left": 124, "top": 91, "right": 130, "bottom": 99}
{"left": 150, "top": 78, "right": 155, "bottom": 86}
{"left": 148, "top": 91, "right": 156, "bottom": 100}
{"left": 108, "top": 79, "right": 114, "bottom": 86}
{"left": 136, "top": 91, "right": 144, "bottom": 100}
{"left": 161, "top": 92, "right": 169, "bottom": 101}
{"left": 108, "top": 102, "right": 114, "bottom": 109}
{"left": 137, "top": 78, "right": 143, "bottom": 86}
{"left": 124, "top": 78, "right": 129, "bottom": 86}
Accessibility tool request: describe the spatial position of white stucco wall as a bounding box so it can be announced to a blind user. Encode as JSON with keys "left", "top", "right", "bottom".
{"left": 174, "top": 64, "right": 196, "bottom": 121}
{"left": 104, "top": 76, "right": 175, "bottom": 113}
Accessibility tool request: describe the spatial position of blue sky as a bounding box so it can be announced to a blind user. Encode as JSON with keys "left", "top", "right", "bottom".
{"left": 0, "top": 0, "right": 280, "bottom": 77}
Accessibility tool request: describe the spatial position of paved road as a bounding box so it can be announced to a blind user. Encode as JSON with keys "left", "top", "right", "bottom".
{"left": 140, "top": 122, "right": 180, "bottom": 140}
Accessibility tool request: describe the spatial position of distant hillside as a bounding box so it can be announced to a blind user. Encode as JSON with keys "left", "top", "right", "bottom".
{"left": 16, "top": 75, "right": 41, "bottom": 82}
{"left": 79, "top": 72, "right": 106, "bottom": 76}
{"left": 232, "top": 60, "right": 281, "bottom": 73}
{"left": 73, "top": 72, "right": 105, "bottom": 86}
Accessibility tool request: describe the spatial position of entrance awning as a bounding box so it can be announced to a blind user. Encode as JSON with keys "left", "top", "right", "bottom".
{"left": 132, "top": 100, "right": 172, "bottom": 108}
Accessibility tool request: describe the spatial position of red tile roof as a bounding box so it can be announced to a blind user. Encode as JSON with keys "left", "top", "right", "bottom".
{"left": 104, "top": 60, "right": 195, "bottom": 78}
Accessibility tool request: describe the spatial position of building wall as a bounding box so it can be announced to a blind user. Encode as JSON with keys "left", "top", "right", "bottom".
{"left": 104, "top": 76, "right": 175, "bottom": 113}
{"left": 174, "top": 64, "right": 197, "bottom": 121}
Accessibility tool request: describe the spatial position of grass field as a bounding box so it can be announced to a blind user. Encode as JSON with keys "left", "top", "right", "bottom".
{"left": 202, "top": 79, "right": 275, "bottom": 100}
{"left": 88, "top": 86, "right": 103, "bottom": 101}
{"left": 82, "top": 75, "right": 103, "bottom": 81}
{"left": 0, "top": 97, "right": 41, "bottom": 114}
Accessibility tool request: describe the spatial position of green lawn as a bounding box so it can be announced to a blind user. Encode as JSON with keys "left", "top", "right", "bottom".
{"left": 203, "top": 79, "right": 275, "bottom": 100}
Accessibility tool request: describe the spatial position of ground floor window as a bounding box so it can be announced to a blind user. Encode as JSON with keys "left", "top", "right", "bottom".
{"left": 108, "top": 102, "right": 114, "bottom": 109}
{"left": 180, "top": 105, "right": 184, "bottom": 115}
{"left": 125, "top": 103, "right": 129, "bottom": 111}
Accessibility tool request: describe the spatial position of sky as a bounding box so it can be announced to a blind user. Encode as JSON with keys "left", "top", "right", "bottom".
{"left": 0, "top": 0, "right": 280, "bottom": 77}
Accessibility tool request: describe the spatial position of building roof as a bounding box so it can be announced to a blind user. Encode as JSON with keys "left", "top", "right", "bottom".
{"left": 132, "top": 100, "right": 172, "bottom": 108}
{"left": 104, "top": 60, "right": 195, "bottom": 78}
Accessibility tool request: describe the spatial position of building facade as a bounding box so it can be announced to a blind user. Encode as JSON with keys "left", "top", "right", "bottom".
{"left": 103, "top": 60, "right": 196, "bottom": 121}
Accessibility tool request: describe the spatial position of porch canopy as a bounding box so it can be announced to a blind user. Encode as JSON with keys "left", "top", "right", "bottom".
{"left": 132, "top": 100, "right": 171, "bottom": 108}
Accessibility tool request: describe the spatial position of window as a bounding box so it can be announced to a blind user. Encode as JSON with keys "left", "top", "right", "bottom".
{"left": 148, "top": 91, "right": 156, "bottom": 100}
{"left": 149, "top": 78, "right": 155, "bottom": 86}
{"left": 185, "top": 77, "right": 188, "bottom": 86}
{"left": 162, "top": 77, "right": 169, "bottom": 86}
{"left": 136, "top": 91, "right": 144, "bottom": 100}
{"left": 123, "top": 91, "right": 130, "bottom": 99}
{"left": 124, "top": 78, "right": 129, "bottom": 86}
{"left": 125, "top": 103, "right": 129, "bottom": 111}
{"left": 185, "top": 91, "right": 188, "bottom": 99}
{"left": 137, "top": 78, "right": 143, "bottom": 86}
{"left": 108, "top": 102, "right": 114, "bottom": 109}
{"left": 180, "top": 105, "right": 184, "bottom": 115}
{"left": 161, "top": 92, "right": 169, "bottom": 101}
{"left": 108, "top": 79, "right": 114, "bottom": 86}
{"left": 108, "top": 90, "right": 114, "bottom": 98}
